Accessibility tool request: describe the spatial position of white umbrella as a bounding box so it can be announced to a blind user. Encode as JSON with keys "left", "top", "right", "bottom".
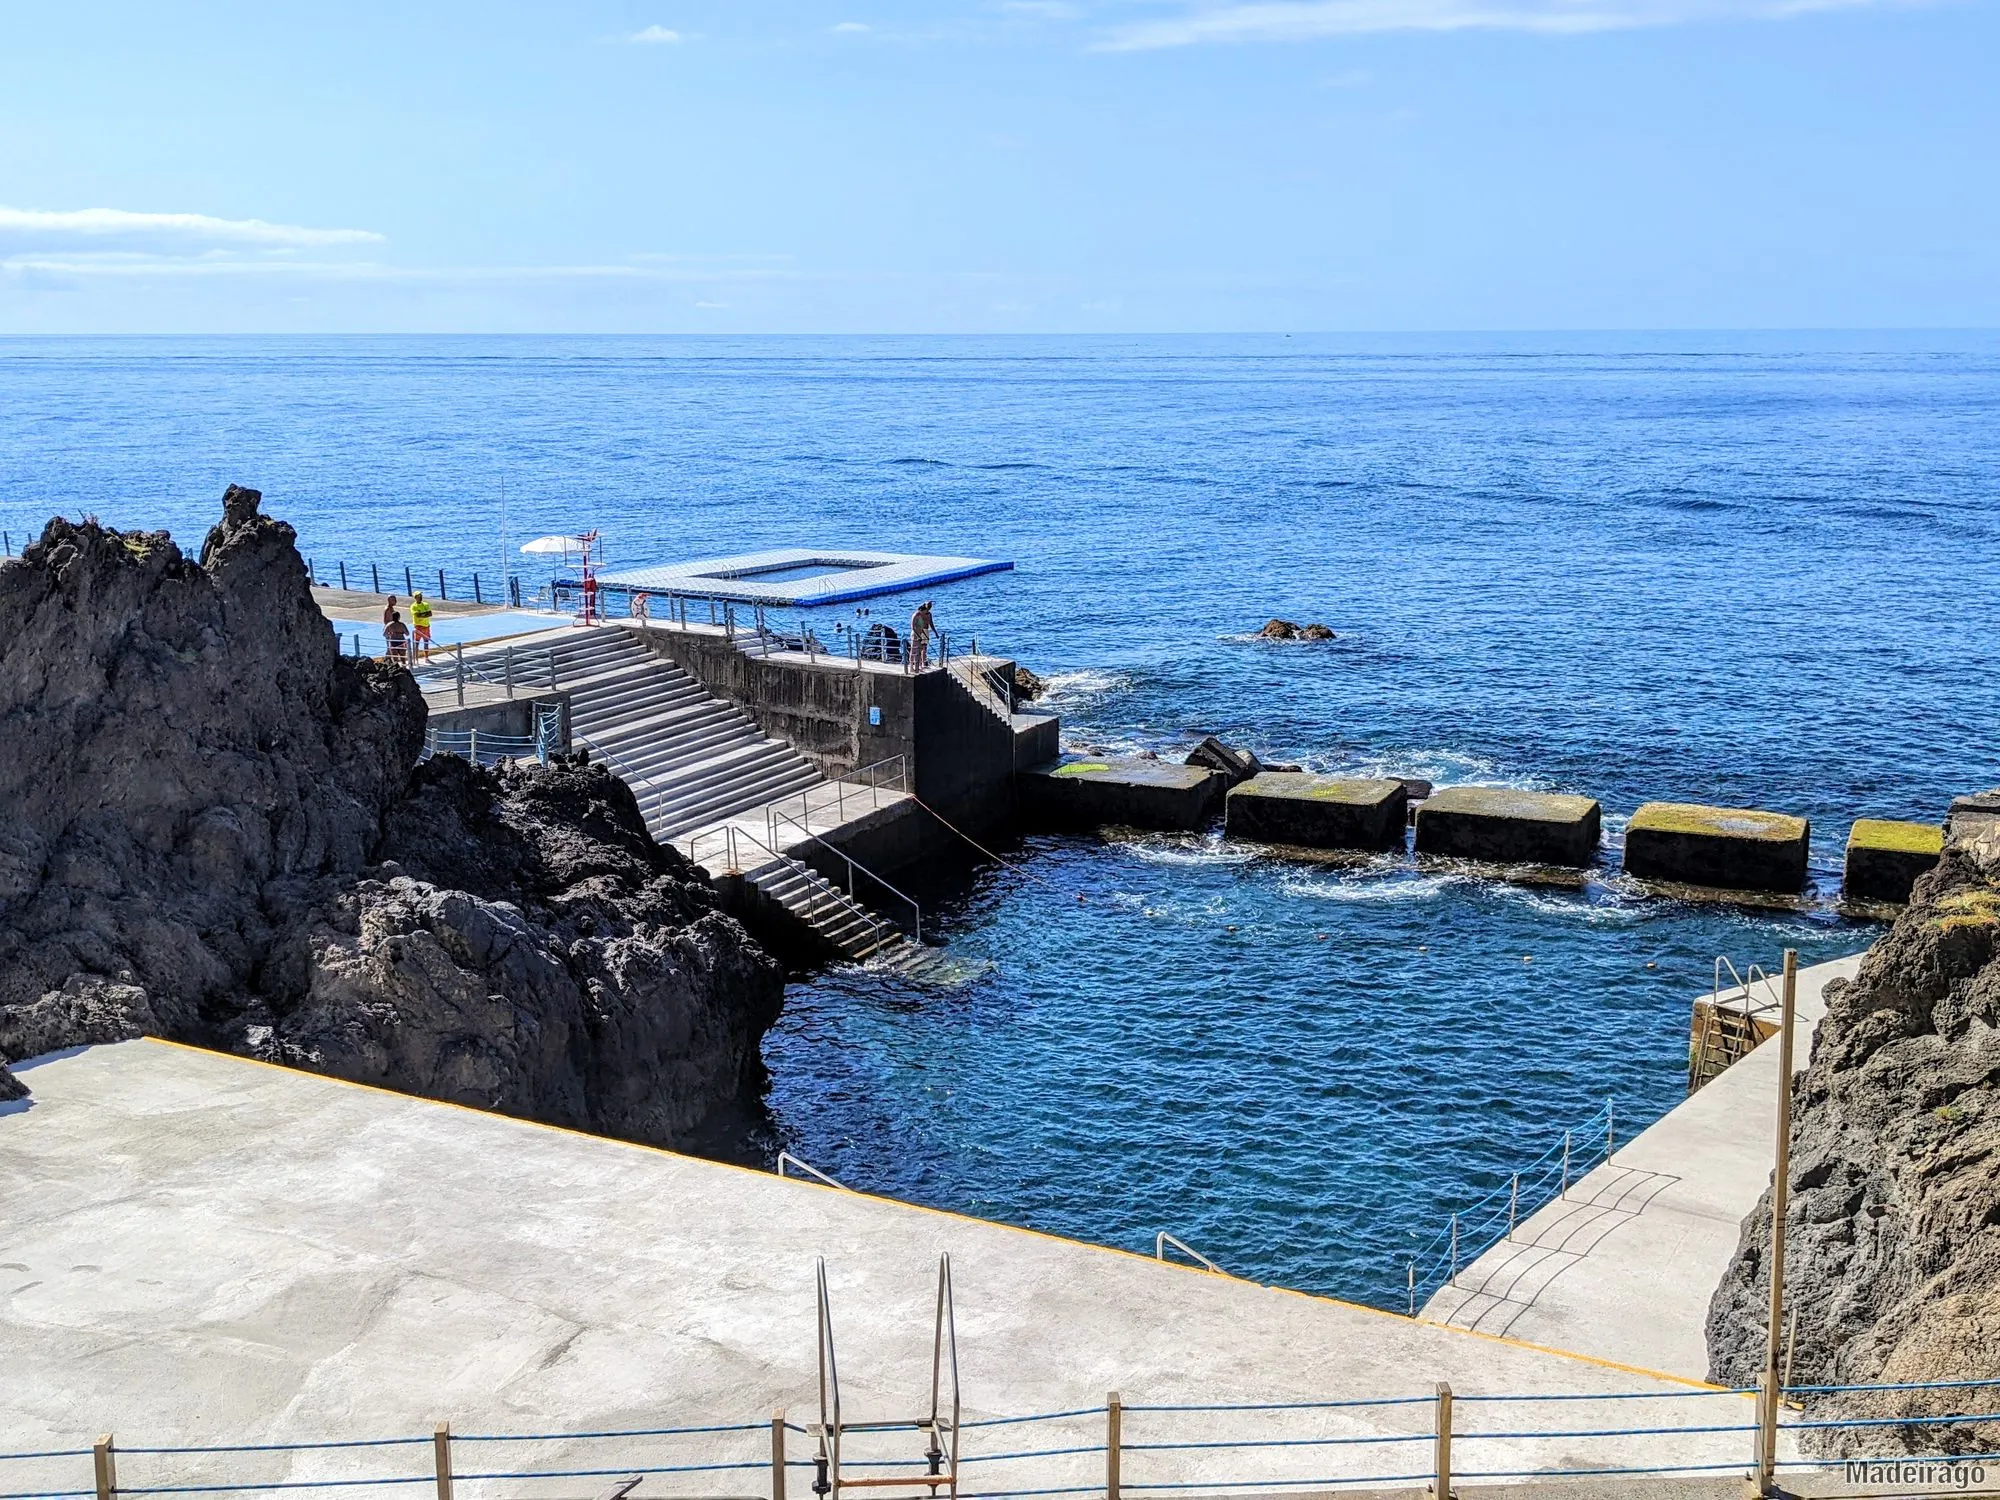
{"left": 520, "top": 535, "right": 582, "bottom": 556}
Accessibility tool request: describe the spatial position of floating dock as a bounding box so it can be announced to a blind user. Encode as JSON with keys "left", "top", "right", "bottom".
{"left": 592, "top": 548, "right": 1013, "bottom": 607}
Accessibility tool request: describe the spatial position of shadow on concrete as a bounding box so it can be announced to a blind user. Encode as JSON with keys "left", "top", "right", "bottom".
{"left": 1426, "top": 1165, "right": 1682, "bottom": 1338}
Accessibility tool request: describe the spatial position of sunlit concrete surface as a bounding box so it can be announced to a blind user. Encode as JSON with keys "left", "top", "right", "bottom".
{"left": 1422, "top": 954, "right": 1866, "bottom": 1379}
{"left": 2, "top": 1040, "right": 1784, "bottom": 1498}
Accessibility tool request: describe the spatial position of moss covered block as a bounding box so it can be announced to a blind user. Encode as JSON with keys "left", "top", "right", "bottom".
{"left": 1224, "top": 773, "right": 1408, "bottom": 851}
{"left": 1414, "top": 786, "right": 1603, "bottom": 868}
{"left": 1845, "top": 818, "right": 1944, "bottom": 904}
{"left": 1624, "top": 801, "right": 1810, "bottom": 893}
{"left": 1019, "top": 756, "right": 1223, "bottom": 832}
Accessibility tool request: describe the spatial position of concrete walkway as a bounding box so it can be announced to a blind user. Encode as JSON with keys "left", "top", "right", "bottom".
{"left": 1, "top": 1041, "right": 1788, "bottom": 1498}
{"left": 1421, "top": 954, "right": 1866, "bottom": 1379}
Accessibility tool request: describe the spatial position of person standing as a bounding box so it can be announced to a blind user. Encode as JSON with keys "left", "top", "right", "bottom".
{"left": 410, "top": 589, "right": 435, "bottom": 661}
{"left": 908, "top": 600, "right": 935, "bottom": 672}
{"left": 383, "top": 609, "right": 410, "bottom": 666}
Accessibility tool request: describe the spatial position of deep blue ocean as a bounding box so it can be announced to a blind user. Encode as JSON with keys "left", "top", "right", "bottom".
{"left": 4, "top": 334, "right": 1996, "bottom": 1309}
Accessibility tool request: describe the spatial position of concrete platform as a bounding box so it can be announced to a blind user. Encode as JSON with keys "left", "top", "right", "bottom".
{"left": 1623, "top": 802, "right": 1811, "bottom": 894}
{"left": 1225, "top": 774, "right": 1408, "bottom": 851}
{"left": 1, "top": 1041, "right": 1783, "bottom": 1495}
{"left": 1018, "top": 756, "right": 1223, "bottom": 832}
{"left": 1414, "top": 787, "right": 1602, "bottom": 868}
{"left": 1844, "top": 818, "right": 1944, "bottom": 903}
{"left": 1421, "top": 954, "right": 1864, "bottom": 1380}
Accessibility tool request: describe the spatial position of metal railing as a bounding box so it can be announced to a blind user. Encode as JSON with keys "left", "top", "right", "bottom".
{"left": 677, "top": 821, "right": 903, "bottom": 958}
{"left": 1689, "top": 957, "right": 1776, "bottom": 1092}
{"left": 420, "top": 705, "right": 564, "bottom": 768}
{"left": 15, "top": 1378, "right": 1999, "bottom": 1500}
{"left": 407, "top": 641, "right": 562, "bottom": 706}
{"left": 767, "top": 805, "right": 923, "bottom": 945}
{"left": 1155, "top": 1234, "right": 1225, "bottom": 1275}
{"left": 1404, "top": 1100, "right": 1615, "bottom": 1314}
{"left": 776, "top": 1151, "right": 846, "bottom": 1189}
{"left": 763, "top": 757, "right": 911, "bottom": 834}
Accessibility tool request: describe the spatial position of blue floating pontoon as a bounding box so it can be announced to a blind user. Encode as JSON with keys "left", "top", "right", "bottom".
{"left": 583, "top": 547, "right": 1013, "bottom": 607}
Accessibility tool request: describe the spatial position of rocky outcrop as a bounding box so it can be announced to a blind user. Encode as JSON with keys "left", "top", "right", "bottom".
{"left": 1013, "top": 665, "right": 1047, "bottom": 701}
{"left": 0, "top": 488, "right": 782, "bottom": 1147}
{"left": 1185, "top": 735, "right": 1263, "bottom": 788}
{"left": 1256, "top": 619, "right": 1335, "bottom": 641}
{"left": 1706, "top": 815, "right": 2000, "bottom": 1454}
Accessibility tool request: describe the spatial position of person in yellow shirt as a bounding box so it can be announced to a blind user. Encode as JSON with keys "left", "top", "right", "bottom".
{"left": 411, "top": 590, "right": 435, "bottom": 660}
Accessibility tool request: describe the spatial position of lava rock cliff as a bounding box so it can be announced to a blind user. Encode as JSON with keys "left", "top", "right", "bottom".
{"left": 1707, "top": 813, "right": 2000, "bottom": 1453}
{"left": 0, "top": 486, "right": 782, "bottom": 1143}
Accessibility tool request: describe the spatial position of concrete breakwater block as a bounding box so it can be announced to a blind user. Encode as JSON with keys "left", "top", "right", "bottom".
{"left": 1624, "top": 802, "right": 1810, "bottom": 893}
{"left": 1845, "top": 819, "right": 1944, "bottom": 903}
{"left": 1414, "top": 786, "right": 1602, "bottom": 868}
{"left": 1018, "top": 756, "right": 1223, "bottom": 832}
{"left": 1224, "top": 773, "right": 1408, "bottom": 851}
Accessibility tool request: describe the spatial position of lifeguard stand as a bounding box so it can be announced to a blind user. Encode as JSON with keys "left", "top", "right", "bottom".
{"left": 810, "top": 1255, "right": 961, "bottom": 1500}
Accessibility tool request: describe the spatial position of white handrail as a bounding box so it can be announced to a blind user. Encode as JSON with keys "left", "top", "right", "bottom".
{"left": 777, "top": 1151, "right": 846, "bottom": 1189}
{"left": 1155, "top": 1232, "right": 1224, "bottom": 1275}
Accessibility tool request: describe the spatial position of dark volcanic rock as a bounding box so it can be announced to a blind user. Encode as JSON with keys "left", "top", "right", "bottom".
{"left": 1706, "top": 822, "right": 2000, "bottom": 1455}
{"left": 0, "top": 487, "right": 782, "bottom": 1147}
{"left": 1185, "top": 734, "right": 1263, "bottom": 788}
{"left": 1013, "top": 665, "right": 1047, "bottom": 702}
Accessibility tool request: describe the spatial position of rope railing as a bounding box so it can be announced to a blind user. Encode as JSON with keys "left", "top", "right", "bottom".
{"left": 11, "top": 1380, "right": 2000, "bottom": 1500}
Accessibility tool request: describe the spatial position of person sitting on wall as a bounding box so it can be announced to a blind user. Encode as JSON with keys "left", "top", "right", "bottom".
{"left": 908, "top": 600, "right": 935, "bottom": 672}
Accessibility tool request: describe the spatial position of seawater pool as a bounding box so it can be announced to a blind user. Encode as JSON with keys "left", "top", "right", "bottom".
{"left": 4, "top": 333, "right": 1993, "bottom": 1308}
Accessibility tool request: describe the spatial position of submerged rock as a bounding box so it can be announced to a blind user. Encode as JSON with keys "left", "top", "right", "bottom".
{"left": 1705, "top": 820, "right": 2000, "bottom": 1455}
{"left": 0, "top": 487, "right": 782, "bottom": 1147}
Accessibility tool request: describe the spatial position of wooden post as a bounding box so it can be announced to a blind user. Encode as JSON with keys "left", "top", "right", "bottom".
{"left": 93, "top": 1435, "right": 116, "bottom": 1500}
{"left": 1752, "top": 948, "right": 1800, "bottom": 1495}
{"left": 772, "top": 1408, "right": 788, "bottom": 1500}
{"left": 1105, "top": 1391, "right": 1122, "bottom": 1500}
{"left": 433, "top": 1424, "right": 454, "bottom": 1500}
{"left": 1431, "top": 1383, "right": 1453, "bottom": 1499}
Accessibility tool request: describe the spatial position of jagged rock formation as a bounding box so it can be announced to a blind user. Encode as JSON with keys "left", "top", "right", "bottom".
{"left": 0, "top": 487, "right": 782, "bottom": 1147}
{"left": 1707, "top": 812, "right": 2000, "bottom": 1454}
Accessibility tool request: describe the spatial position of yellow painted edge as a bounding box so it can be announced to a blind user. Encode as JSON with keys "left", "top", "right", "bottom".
{"left": 135, "top": 1036, "right": 1734, "bottom": 1393}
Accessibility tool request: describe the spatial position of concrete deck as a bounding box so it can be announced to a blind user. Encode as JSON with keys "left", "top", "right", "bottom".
{"left": 2, "top": 1041, "right": 1788, "bottom": 1496}
{"left": 1421, "top": 954, "right": 1865, "bottom": 1379}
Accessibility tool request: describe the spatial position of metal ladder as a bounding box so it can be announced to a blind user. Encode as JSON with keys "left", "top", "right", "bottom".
{"left": 1687, "top": 957, "right": 1773, "bottom": 1092}
{"left": 810, "top": 1255, "right": 961, "bottom": 1500}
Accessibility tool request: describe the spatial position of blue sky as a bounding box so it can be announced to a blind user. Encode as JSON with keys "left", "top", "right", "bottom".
{"left": 0, "top": 0, "right": 1993, "bottom": 332}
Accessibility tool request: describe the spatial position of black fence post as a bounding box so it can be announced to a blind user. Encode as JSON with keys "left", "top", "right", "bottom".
{"left": 404, "top": 565, "right": 413, "bottom": 594}
{"left": 339, "top": 561, "right": 348, "bottom": 590}
{"left": 510, "top": 576, "right": 521, "bottom": 608}
{"left": 473, "top": 573, "right": 482, "bottom": 604}
{"left": 3, "top": 531, "right": 12, "bottom": 557}
{"left": 371, "top": 562, "right": 380, "bottom": 593}
{"left": 438, "top": 568, "right": 448, "bottom": 601}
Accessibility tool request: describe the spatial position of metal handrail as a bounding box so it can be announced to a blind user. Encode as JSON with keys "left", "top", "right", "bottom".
{"left": 1690, "top": 959, "right": 1774, "bottom": 1092}
{"left": 777, "top": 1152, "right": 846, "bottom": 1189}
{"left": 1155, "top": 1233, "right": 1225, "bottom": 1275}
{"left": 765, "top": 756, "right": 911, "bottom": 834}
{"left": 766, "top": 805, "right": 923, "bottom": 944}
{"left": 679, "top": 821, "right": 899, "bottom": 955}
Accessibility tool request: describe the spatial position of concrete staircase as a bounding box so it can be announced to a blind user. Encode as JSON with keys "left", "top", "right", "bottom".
{"left": 476, "top": 628, "right": 823, "bottom": 842}
{"left": 458, "top": 627, "right": 947, "bottom": 981}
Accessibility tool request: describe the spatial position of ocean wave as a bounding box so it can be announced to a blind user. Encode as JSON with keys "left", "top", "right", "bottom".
{"left": 1040, "top": 668, "right": 1133, "bottom": 709}
{"left": 1278, "top": 868, "right": 1462, "bottom": 903}
{"left": 1113, "top": 833, "right": 1256, "bottom": 867}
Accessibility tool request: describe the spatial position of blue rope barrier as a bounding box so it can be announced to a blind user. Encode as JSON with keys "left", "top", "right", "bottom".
{"left": 1121, "top": 1474, "right": 1431, "bottom": 1490}
{"left": 963, "top": 1409, "right": 1106, "bottom": 1429}
{"left": 1454, "top": 1461, "right": 1747, "bottom": 1479}
{"left": 0, "top": 1490, "right": 96, "bottom": 1499}
{"left": 958, "top": 1488, "right": 1111, "bottom": 1497}
{"left": 1456, "top": 1421, "right": 1756, "bottom": 1440}
{"left": 1455, "top": 1387, "right": 1753, "bottom": 1402}
{"left": 120, "top": 1479, "right": 432, "bottom": 1495}
{"left": 1783, "top": 1412, "right": 2000, "bottom": 1432}
{"left": 454, "top": 1422, "right": 766, "bottom": 1442}
{"left": 959, "top": 1446, "right": 1106, "bottom": 1464}
{"left": 1123, "top": 1435, "right": 1429, "bottom": 1451}
{"left": 456, "top": 1462, "right": 768, "bottom": 1481}
{"left": 1786, "top": 1378, "right": 2000, "bottom": 1395}
{"left": 1123, "top": 1397, "right": 1432, "bottom": 1413}
{"left": 117, "top": 1441, "right": 429, "bottom": 1457}
{"left": 0, "top": 1453, "right": 96, "bottom": 1463}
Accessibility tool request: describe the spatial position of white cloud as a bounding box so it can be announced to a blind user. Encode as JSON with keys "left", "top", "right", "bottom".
{"left": 830, "top": 20, "right": 871, "bottom": 31}
{"left": 1098, "top": 0, "right": 1891, "bottom": 45}
{"left": 628, "top": 24, "right": 684, "bottom": 43}
{"left": 0, "top": 207, "right": 383, "bottom": 248}
{"left": 1000, "top": 1, "right": 1083, "bottom": 16}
